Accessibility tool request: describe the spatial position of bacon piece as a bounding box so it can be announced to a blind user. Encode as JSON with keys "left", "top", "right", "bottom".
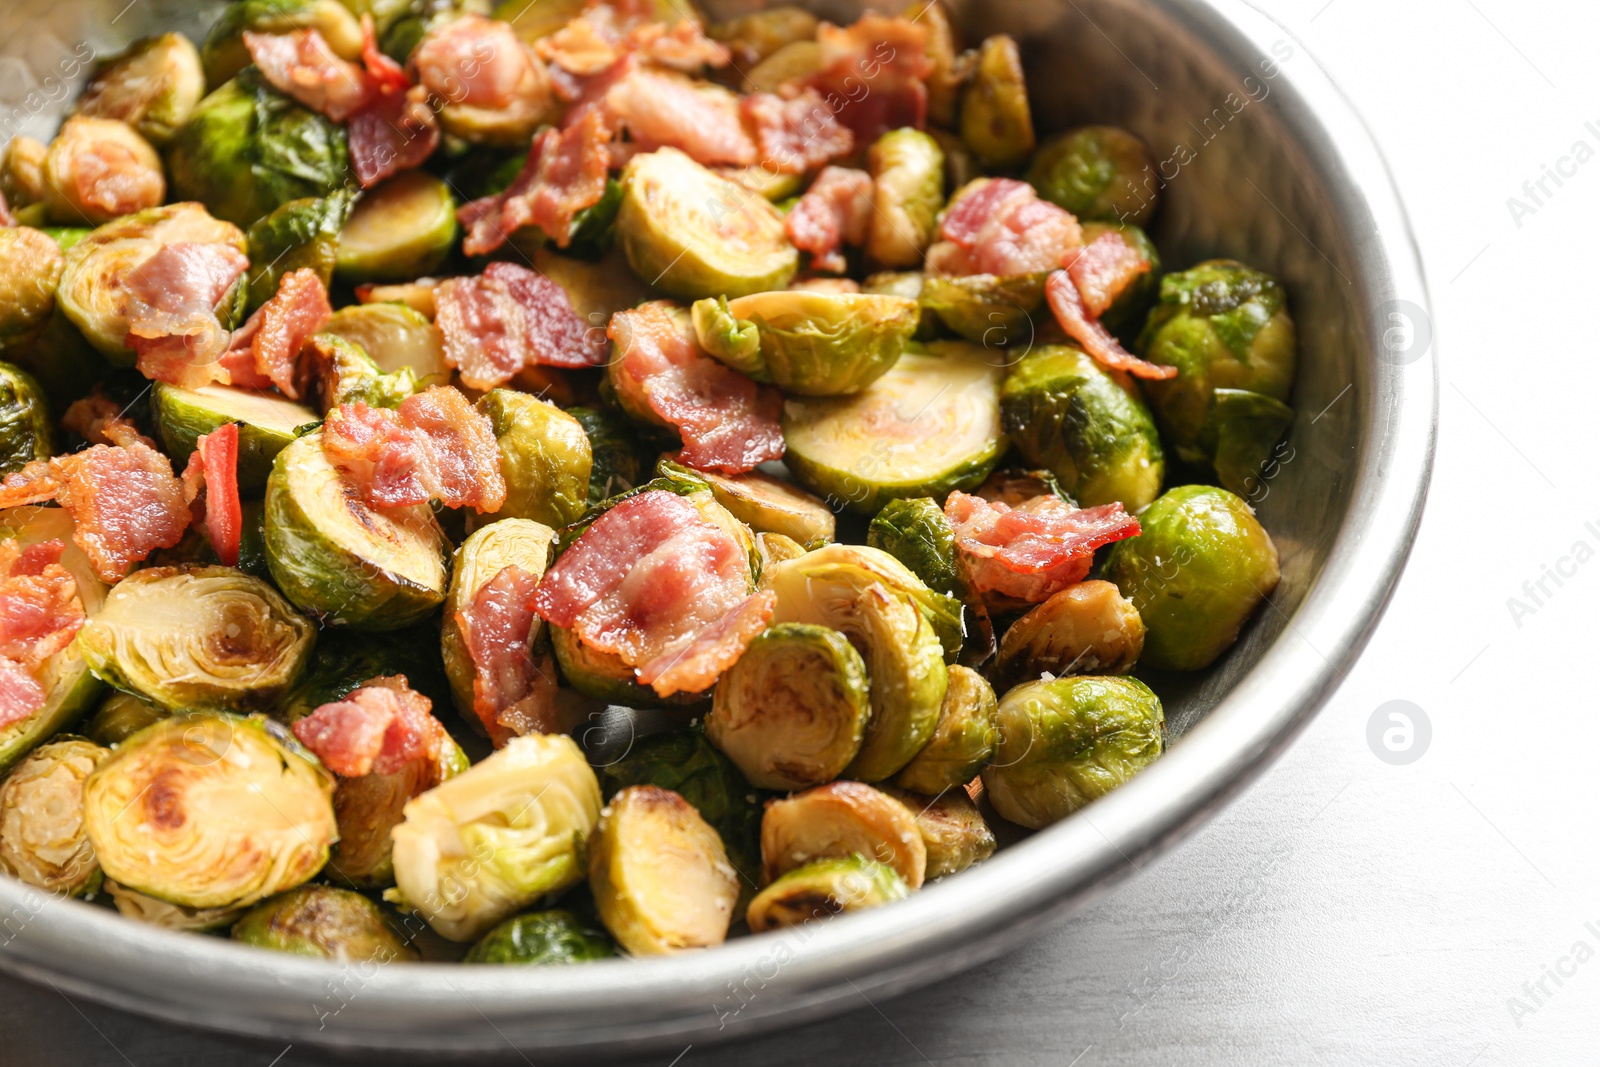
{"left": 627, "top": 20, "right": 731, "bottom": 71}
{"left": 293, "top": 675, "right": 445, "bottom": 778}
{"left": 461, "top": 108, "right": 611, "bottom": 256}
{"left": 412, "top": 15, "right": 543, "bottom": 110}
{"left": 926, "top": 178, "right": 1083, "bottom": 279}
{"left": 61, "top": 389, "right": 155, "bottom": 449}
{"left": 458, "top": 565, "right": 559, "bottom": 744}
{"left": 945, "top": 490, "right": 1141, "bottom": 606}
{"left": 348, "top": 84, "right": 441, "bottom": 189}
{"left": 0, "top": 538, "right": 86, "bottom": 727}
{"left": 433, "top": 274, "right": 526, "bottom": 389}
{"left": 537, "top": 17, "right": 621, "bottom": 76}
{"left": 61, "top": 133, "right": 165, "bottom": 220}
{"left": 608, "top": 303, "right": 783, "bottom": 473}
{"left": 1064, "top": 231, "right": 1152, "bottom": 317}
{"left": 482, "top": 262, "right": 600, "bottom": 368}
{"left": 1045, "top": 270, "right": 1177, "bottom": 381}
{"left": 245, "top": 29, "right": 371, "bottom": 122}
{"left": 56, "top": 443, "right": 190, "bottom": 582}
{"left": 532, "top": 489, "right": 770, "bottom": 696}
{"left": 0, "top": 462, "right": 56, "bottom": 509}
{"left": 180, "top": 424, "right": 242, "bottom": 567}
{"left": 358, "top": 14, "right": 410, "bottom": 95}
{"left": 225, "top": 268, "right": 332, "bottom": 399}
{"left": 323, "top": 387, "right": 506, "bottom": 513}
{"left": 801, "top": 15, "right": 931, "bottom": 143}
{"left": 0, "top": 661, "right": 44, "bottom": 729}
{"left": 603, "top": 68, "right": 756, "bottom": 166}
{"left": 125, "top": 242, "right": 251, "bottom": 389}
{"left": 786, "top": 166, "right": 871, "bottom": 275}
{"left": 743, "top": 89, "right": 853, "bottom": 176}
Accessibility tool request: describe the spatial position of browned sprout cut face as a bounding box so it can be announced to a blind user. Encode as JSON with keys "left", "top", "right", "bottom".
{"left": 746, "top": 854, "right": 909, "bottom": 933}
{"left": 992, "top": 580, "right": 1145, "bottom": 690}
{"left": 0, "top": 737, "right": 107, "bottom": 896}
{"left": 881, "top": 784, "right": 997, "bottom": 879}
{"left": 761, "top": 781, "right": 927, "bottom": 890}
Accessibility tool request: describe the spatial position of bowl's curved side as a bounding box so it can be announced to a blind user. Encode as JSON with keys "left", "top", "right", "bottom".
{"left": 0, "top": 0, "right": 1435, "bottom": 1059}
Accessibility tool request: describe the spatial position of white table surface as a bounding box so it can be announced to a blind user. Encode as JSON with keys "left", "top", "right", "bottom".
{"left": 5, "top": 0, "right": 1598, "bottom": 1062}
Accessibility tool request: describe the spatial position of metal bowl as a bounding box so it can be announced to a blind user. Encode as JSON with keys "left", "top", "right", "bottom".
{"left": 0, "top": 0, "right": 1435, "bottom": 1059}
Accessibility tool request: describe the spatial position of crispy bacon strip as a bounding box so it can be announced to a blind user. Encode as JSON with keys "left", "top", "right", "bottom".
{"left": 348, "top": 17, "right": 439, "bottom": 188}
{"left": 0, "top": 537, "right": 84, "bottom": 726}
{"left": 1045, "top": 270, "right": 1176, "bottom": 381}
{"left": 628, "top": 19, "right": 731, "bottom": 71}
{"left": 926, "top": 178, "right": 1083, "bottom": 278}
{"left": 225, "top": 268, "right": 332, "bottom": 399}
{"left": 608, "top": 302, "right": 784, "bottom": 473}
{"left": 293, "top": 675, "right": 446, "bottom": 778}
{"left": 603, "top": 67, "right": 756, "bottom": 166}
{"left": 61, "top": 389, "right": 156, "bottom": 449}
{"left": 743, "top": 89, "right": 853, "bottom": 175}
{"left": 786, "top": 166, "right": 871, "bottom": 274}
{"left": 358, "top": 14, "right": 410, "bottom": 95}
{"left": 537, "top": 17, "right": 621, "bottom": 75}
{"left": 800, "top": 15, "right": 931, "bottom": 143}
{"left": 180, "top": 424, "right": 242, "bottom": 568}
{"left": 434, "top": 261, "right": 600, "bottom": 387}
{"left": 125, "top": 242, "right": 251, "bottom": 389}
{"left": 945, "top": 490, "right": 1141, "bottom": 606}
{"left": 458, "top": 565, "right": 560, "bottom": 745}
{"left": 636, "top": 588, "right": 775, "bottom": 697}
{"left": 1064, "top": 230, "right": 1152, "bottom": 317}
{"left": 482, "top": 261, "right": 600, "bottom": 368}
{"left": 323, "top": 386, "right": 506, "bottom": 513}
{"left": 245, "top": 29, "right": 372, "bottom": 122}
{"left": 461, "top": 108, "right": 611, "bottom": 256}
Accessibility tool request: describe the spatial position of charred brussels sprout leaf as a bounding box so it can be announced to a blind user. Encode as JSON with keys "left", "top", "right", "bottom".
{"left": 464, "top": 909, "right": 616, "bottom": 964}
{"left": 1026, "top": 125, "right": 1157, "bottom": 226}
{"left": 892, "top": 665, "right": 998, "bottom": 796}
{"left": 85, "top": 691, "right": 171, "bottom": 747}
{"left": 153, "top": 383, "right": 320, "bottom": 491}
{"left": 337, "top": 171, "right": 458, "bottom": 283}
{"left": 322, "top": 303, "right": 450, "bottom": 387}
{"left": 0, "top": 738, "right": 106, "bottom": 896}
{"left": 867, "top": 128, "right": 945, "bottom": 269}
{"left": 305, "top": 333, "right": 421, "bottom": 413}
{"left": 0, "top": 227, "right": 65, "bottom": 356}
{"left": 567, "top": 406, "right": 650, "bottom": 506}
{"left": 993, "top": 580, "right": 1143, "bottom": 690}
{"left": 245, "top": 193, "right": 351, "bottom": 311}
{"left": 0, "top": 362, "right": 54, "bottom": 475}
{"left": 1104, "top": 485, "right": 1280, "bottom": 671}
{"left": 746, "top": 855, "right": 909, "bottom": 932}
{"left": 862, "top": 270, "right": 941, "bottom": 340}
{"left": 201, "top": 0, "right": 363, "bottom": 87}
{"left": 761, "top": 780, "right": 926, "bottom": 889}
{"left": 881, "top": 784, "right": 996, "bottom": 879}
{"left": 960, "top": 35, "right": 1035, "bottom": 171}
{"left": 232, "top": 885, "right": 417, "bottom": 962}
{"left": 692, "top": 467, "right": 835, "bottom": 547}
{"left": 475, "top": 390, "right": 593, "bottom": 530}
{"left": 73, "top": 32, "right": 205, "bottom": 145}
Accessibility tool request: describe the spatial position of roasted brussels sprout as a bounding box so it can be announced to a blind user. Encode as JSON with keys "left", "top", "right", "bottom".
{"left": 1, "top": 136, "right": 47, "bottom": 210}
{"left": 0, "top": 227, "right": 65, "bottom": 357}
{"left": 999, "top": 344, "right": 1165, "bottom": 511}
{"left": 464, "top": 908, "right": 616, "bottom": 964}
{"left": 201, "top": 0, "right": 363, "bottom": 87}
{"left": 322, "top": 303, "right": 450, "bottom": 387}
{"left": 920, "top": 268, "right": 1047, "bottom": 349}
{"left": 1078, "top": 221, "right": 1160, "bottom": 342}
{"left": 244, "top": 193, "right": 350, "bottom": 311}
{"left": 1027, "top": 125, "right": 1157, "bottom": 226}
{"left": 783, "top": 343, "right": 1004, "bottom": 516}
{"left": 304, "top": 333, "right": 421, "bottom": 413}
{"left": 41, "top": 117, "right": 166, "bottom": 225}
{"left": 278, "top": 624, "right": 451, "bottom": 724}
{"left": 589, "top": 785, "right": 740, "bottom": 955}
{"left": 745, "top": 40, "right": 822, "bottom": 93}
{"left": 617, "top": 148, "right": 798, "bottom": 299}
{"left": 866, "top": 128, "right": 945, "bottom": 269}
{"left": 709, "top": 6, "right": 819, "bottom": 68}
{"left": 72, "top": 32, "right": 205, "bottom": 145}
{"left": 84, "top": 691, "right": 170, "bottom": 747}
{"left": 0, "top": 738, "right": 106, "bottom": 896}
{"left": 973, "top": 467, "right": 1074, "bottom": 508}
{"left": 475, "top": 390, "right": 593, "bottom": 530}
{"left": 892, "top": 665, "right": 998, "bottom": 795}
{"left": 0, "top": 362, "right": 54, "bottom": 475}
{"left": 568, "top": 405, "right": 649, "bottom": 506}
{"left": 1196, "top": 389, "right": 1296, "bottom": 499}
{"left": 691, "top": 290, "right": 919, "bottom": 396}
{"left": 707, "top": 623, "right": 869, "bottom": 791}
{"left": 168, "top": 71, "right": 350, "bottom": 229}
{"left": 83, "top": 712, "right": 337, "bottom": 908}
{"left": 756, "top": 531, "right": 808, "bottom": 574}
{"left": 861, "top": 270, "right": 941, "bottom": 340}
{"left": 960, "top": 35, "right": 1035, "bottom": 171}
{"left": 153, "top": 383, "right": 320, "bottom": 492}
{"left": 389, "top": 733, "right": 601, "bottom": 941}
{"left": 866, "top": 495, "right": 994, "bottom": 666}
{"left": 264, "top": 432, "right": 449, "bottom": 630}
{"left": 761, "top": 781, "right": 926, "bottom": 889}
{"left": 983, "top": 676, "right": 1165, "bottom": 828}
{"left": 993, "top": 580, "right": 1144, "bottom": 690}
{"left": 906, "top": 0, "right": 964, "bottom": 127}
{"left": 691, "top": 467, "right": 835, "bottom": 547}
{"left": 232, "top": 885, "right": 417, "bottom": 962}
{"left": 76, "top": 565, "right": 316, "bottom": 712}
{"left": 745, "top": 855, "right": 909, "bottom": 932}
{"left": 1104, "top": 485, "right": 1280, "bottom": 671}
{"left": 883, "top": 784, "right": 996, "bottom": 878}
{"left": 337, "top": 172, "right": 459, "bottom": 283}
{"left": 490, "top": 0, "right": 587, "bottom": 44}
{"left": 104, "top": 879, "right": 244, "bottom": 931}
{"left": 532, "top": 246, "right": 657, "bottom": 334}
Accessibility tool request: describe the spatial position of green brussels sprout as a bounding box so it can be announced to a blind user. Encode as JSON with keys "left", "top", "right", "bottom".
{"left": 999, "top": 344, "right": 1165, "bottom": 512}
{"left": 756, "top": 530, "right": 807, "bottom": 574}
{"left": 0, "top": 136, "right": 47, "bottom": 210}
{"left": 691, "top": 290, "right": 919, "bottom": 396}
{"left": 589, "top": 784, "right": 740, "bottom": 955}
{"left": 1026, "top": 125, "right": 1157, "bottom": 226}
{"left": 73, "top": 32, "right": 205, "bottom": 145}
{"left": 905, "top": 0, "right": 963, "bottom": 127}
{"left": 1104, "top": 485, "right": 1280, "bottom": 671}
{"left": 993, "top": 579, "right": 1144, "bottom": 691}
{"left": 201, "top": 0, "right": 363, "bottom": 87}
{"left": 892, "top": 665, "right": 998, "bottom": 795}
{"left": 84, "top": 691, "right": 171, "bottom": 747}
{"left": 959, "top": 35, "right": 1035, "bottom": 171}
{"left": 717, "top": 166, "right": 804, "bottom": 203}
{"left": 865, "top": 495, "right": 993, "bottom": 667}
{"left": 766, "top": 545, "right": 949, "bottom": 781}
{"left": 336, "top": 172, "right": 458, "bottom": 283}
{"left": 567, "top": 405, "right": 649, "bottom": 506}
{"left": 389, "top": 733, "right": 602, "bottom": 941}
{"left": 919, "top": 270, "right": 1048, "bottom": 348}
{"left": 6, "top": 308, "right": 111, "bottom": 412}
{"left": 783, "top": 342, "right": 1005, "bottom": 517}
{"left": 305, "top": 333, "right": 421, "bottom": 413}
{"left": 491, "top": 0, "right": 587, "bottom": 42}
{"left": 244, "top": 193, "right": 351, "bottom": 311}
{"left": 0, "top": 362, "right": 54, "bottom": 475}
{"left": 0, "top": 737, "right": 106, "bottom": 896}
{"left": 866, "top": 128, "right": 945, "bottom": 269}
{"left": 707, "top": 623, "right": 869, "bottom": 792}
{"left": 617, "top": 148, "right": 798, "bottom": 300}
{"left": 691, "top": 467, "right": 835, "bottom": 547}
{"left": 1078, "top": 221, "right": 1160, "bottom": 342}
{"left": 57, "top": 202, "right": 247, "bottom": 363}
{"left": 83, "top": 712, "right": 337, "bottom": 908}
{"left": 973, "top": 467, "right": 1075, "bottom": 508}
{"left": 264, "top": 432, "right": 450, "bottom": 630}
{"left": 880, "top": 784, "right": 996, "bottom": 879}
{"left": 982, "top": 676, "right": 1165, "bottom": 829}
{"left": 277, "top": 624, "right": 452, "bottom": 724}
{"left": 232, "top": 885, "right": 417, "bottom": 962}
{"left": 76, "top": 565, "right": 317, "bottom": 712}
{"left": 41, "top": 228, "right": 92, "bottom": 253}
{"left": 861, "top": 270, "right": 941, "bottom": 340}
{"left": 104, "top": 879, "right": 245, "bottom": 931}
{"left": 745, "top": 40, "right": 823, "bottom": 93}
{"left": 41, "top": 116, "right": 166, "bottom": 225}
{"left": 709, "top": 6, "right": 819, "bottom": 68}
{"left": 464, "top": 908, "right": 616, "bottom": 964}
{"left": 761, "top": 780, "right": 926, "bottom": 888}
{"left": 0, "top": 227, "right": 65, "bottom": 357}
{"left": 474, "top": 390, "right": 593, "bottom": 530}
{"left": 168, "top": 71, "right": 350, "bottom": 229}
{"left": 152, "top": 383, "right": 320, "bottom": 492}
{"left": 321, "top": 303, "right": 450, "bottom": 387}
{"left": 747, "top": 855, "right": 910, "bottom": 931}
{"left": 1196, "top": 388, "right": 1296, "bottom": 499}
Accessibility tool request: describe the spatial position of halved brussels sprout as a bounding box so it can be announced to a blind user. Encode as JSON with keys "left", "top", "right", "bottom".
{"left": 973, "top": 467, "right": 1074, "bottom": 508}
{"left": 201, "top": 0, "right": 363, "bottom": 87}
{"left": 305, "top": 334, "right": 421, "bottom": 413}
{"left": 691, "top": 290, "right": 919, "bottom": 396}
{"left": 993, "top": 580, "right": 1144, "bottom": 690}
{"left": 0, "top": 227, "right": 66, "bottom": 356}
{"left": 960, "top": 35, "right": 1034, "bottom": 170}
{"left": 72, "top": 32, "right": 205, "bottom": 145}
{"left": 861, "top": 270, "right": 941, "bottom": 340}
{"left": 168, "top": 71, "right": 350, "bottom": 229}
{"left": 41, "top": 117, "right": 166, "bottom": 225}
{"left": 691, "top": 467, "right": 835, "bottom": 547}
{"left": 232, "top": 885, "right": 417, "bottom": 962}
{"left": 76, "top": 565, "right": 316, "bottom": 712}
{"left": 1078, "top": 221, "right": 1160, "bottom": 342}
{"left": 745, "top": 40, "right": 822, "bottom": 93}
{"left": 617, "top": 148, "right": 798, "bottom": 300}
{"left": 104, "top": 879, "right": 244, "bottom": 931}
{"left": 865, "top": 496, "right": 993, "bottom": 667}
{"left": 85, "top": 691, "right": 170, "bottom": 747}
{"left": 919, "top": 270, "right": 1047, "bottom": 347}
{"left": 153, "top": 383, "right": 320, "bottom": 492}
{"left": 1104, "top": 485, "right": 1280, "bottom": 671}
{"left": 491, "top": 0, "right": 586, "bottom": 43}
{"left": 389, "top": 733, "right": 601, "bottom": 941}
{"left": 761, "top": 781, "right": 926, "bottom": 889}
{"left": 337, "top": 171, "right": 458, "bottom": 283}
{"left": 880, "top": 784, "right": 996, "bottom": 879}
{"left": 906, "top": 0, "right": 964, "bottom": 128}
{"left": 589, "top": 784, "right": 740, "bottom": 955}
{"left": 745, "top": 855, "right": 909, "bottom": 932}
{"left": 756, "top": 530, "right": 808, "bottom": 574}
{"left": 264, "top": 432, "right": 449, "bottom": 630}
{"left": 1198, "top": 389, "right": 1296, "bottom": 499}
{"left": 999, "top": 344, "right": 1165, "bottom": 512}
{"left": 57, "top": 202, "right": 246, "bottom": 363}
{"left": 0, "top": 362, "right": 54, "bottom": 475}
{"left": 707, "top": 622, "right": 869, "bottom": 791}
{"left": 718, "top": 166, "right": 804, "bottom": 203}
{"left": 892, "top": 665, "right": 998, "bottom": 795}
{"left": 867, "top": 128, "right": 945, "bottom": 269}
{"left": 322, "top": 303, "right": 450, "bottom": 387}
{"left": 567, "top": 405, "right": 650, "bottom": 506}
{"left": 474, "top": 390, "right": 592, "bottom": 530}
{"left": 0, "top": 737, "right": 106, "bottom": 896}
{"left": 783, "top": 342, "right": 1005, "bottom": 516}
{"left": 464, "top": 908, "right": 616, "bottom": 964}
{"left": 83, "top": 712, "right": 337, "bottom": 908}
{"left": 982, "top": 676, "right": 1165, "bottom": 829}
{"left": 245, "top": 193, "right": 350, "bottom": 311}
{"left": 709, "top": 6, "right": 819, "bottom": 68}
{"left": 1027, "top": 125, "right": 1157, "bottom": 226}
{"left": 1, "top": 136, "right": 47, "bottom": 210}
